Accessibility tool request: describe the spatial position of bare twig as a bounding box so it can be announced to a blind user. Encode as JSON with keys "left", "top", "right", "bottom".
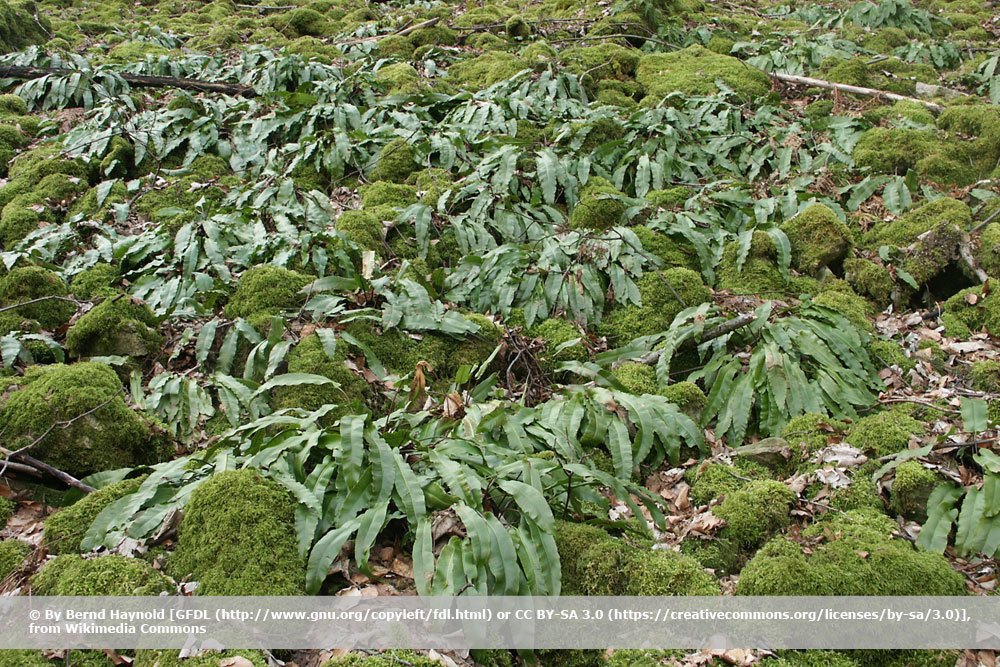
{"left": 3, "top": 453, "right": 94, "bottom": 493}
{"left": 0, "top": 295, "right": 80, "bottom": 316}
{"left": 771, "top": 72, "right": 947, "bottom": 114}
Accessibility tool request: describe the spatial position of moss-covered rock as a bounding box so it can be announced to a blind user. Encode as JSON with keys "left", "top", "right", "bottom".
{"left": 0, "top": 539, "right": 29, "bottom": 580}
{"left": 69, "top": 263, "right": 119, "bottom": 300}
{"left": 600, "top": 267, "right": 710, "bottom": 344}
{"left": 636, "top": 45, "right": 770, "bottom": 102}
{"left": 852, "top": 128, "right": 938, "bottom": 175}
{"left": 225, "top": 265, "right": 313, "bottom": 319}
{"left": 375, "top": 62, "right": 424, "bottom": 95}
{"left": 555, "top": 520, "right": 720, "bottom": 596}
{"left": 0, "top": 0, "right": 51, "bottom": 55}
{"left": 781, "top": 204, "right": 852, "bottom": 275}
{"left": 686, "top": 459, "right": 772, "bottom": 506}
{"left": 661, "top": 381, "right": 706, "bottom": 419}
{"left": 561, "top": 44, "right": 639, "bottom": 91}
{"left": 716, "top": 231, "right": 817, "bottom": 298}
{"left": 941, "top": 285, "right": 1000, "bottom": 338}
{"left": 890, "top": 460, "right": 936, "bottom": 521}
{"left": 868, "top": 338, "right": 915, "bottom": 373}
{"left": 611, "top": 361, "right": 656, "bottom": 394}
{"left": 864, "top": 197, "right": 971, "bottom": 286}
{"left": 632, "top": 225, "right": 699, "bottom": 270}
{"left": 0, "top": 363, "right": 168, "bottom": 476}
{"left": 447, "top": 52, "right": 530, "bottom": 90}
{"left": 0, "top": 266, "right": 76, "bottom": 329}
{"left": 66, "top": 296, "right": 161, "bottom": 358}
{"left": 370, "top": 138, "right": 417, "bottom": 183}
{"left": 272, "top": 333, "right": 369, "bottom": 418}
{"left": 714, "top": 479, "right": 794, "bottom": 549}
{"left": 977, "top": 223, "right": 1000, "bottom": 278}
{"left": 360, "top": 181, "right": 418, "bottom": 209}
{"left": 43, "top": 477, "right": 144, "bottom": 555}
{"left": 337, "top": 210, "right": 384, "bottom": 249}
{"left": 32, "top": 554, "right": 173, "bottom": 596}
{"left": 781, "top": 412, "right": 846, "bottom": 462}
{"left": 845, "top": 410, "right": 923, "bottom": 457}
{"left": 737, "top": 510, "right": 966, "bottom": 596}
{"left": 169, "top": 469, "right": 305, "bottom": 595}
{"left": 843, "top": 258, "right": 895, "bottom": 307}
{"left": 812, "top": 290, "right": 873, "bottom": 331}
{"left": 568, "top": 177, "right": 627, "bottom": 230}
{"left": 532, "top": 317, "right": 588, "bottom": 369}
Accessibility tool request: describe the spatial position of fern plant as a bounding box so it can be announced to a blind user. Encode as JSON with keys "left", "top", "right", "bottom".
{"left": 919, "top": 450, "right": 1000, "bottom": 557}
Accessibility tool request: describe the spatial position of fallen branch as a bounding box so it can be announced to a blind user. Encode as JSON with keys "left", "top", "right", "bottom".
{"left": 0, "top": 295, "right": 80, "bottom": 316}
{"left": 8, "top": 453, "right": 94, "bottom": 493}
{"left": 958, "top": 237, "right": 989, "bottom": 284}
{"left": 771, "top": 72, "right": 945, "bottom": 114}
{"left": 0, "top": 66, "right": 257, "bottom": 98}
{"left": 612, "top": 311, "right": 758, "bottom": 368}
{"left": 337, "top": 17, "right": 441, "bottom": 46}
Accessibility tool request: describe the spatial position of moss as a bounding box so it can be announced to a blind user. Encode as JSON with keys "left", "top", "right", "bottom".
{"left": 134, "top": 650, "right": 267, "bottom": 667}
{"left": 596, "top": 89, "right": 637, "bottom": 108}
{"left": 370, "top": 138, "right": 417, "bottom": 183}
{"left": 0, "top": 94, "right": 27, "bottom": 116}
{"left": 781, "top": 412, "right": 846, "bottom": 461}
{"left": 845, "top": 410, "right": 924, "bottom": 457}
{"left": 360, "top": 181, "right": 418, "bottom": 209}
{"left": 868, "top": 338, "right": 915, "bottom": 373}
{"left": 70, "top": 263, "right": 119, "bottom": 300}
{"left": 636, "top": 45, "right": 770, "bottom": 102}
{"left": 375, "top": 34, "right": 414, "bottom": 59}
{"left": 812, "top": 290, "right": 873, "bottom": 332}
{"left": 0, "top": 266, "right": 75, "bottom": 329}
{"left": 0, "top": 362, "right": 168, "bottom": 476}
{"left": 969, "top": 360, "right": 1000, "bottom": 393}
{"left": 941, "top": 285, "right": 1000, "bottom": 337}
{"left": 0, "top": 652, "right": 54, "bottom": 667}
{"left": 408, "top": 25, "right": 458, "bottom": 48}
{"left": 408, "top": 167, "right": 452, "bottom": 208}
{"left": 686, "top": 460, "right": 772, "bottom": 506}
{"left": 765, "top": 651, "right": 860, "bottom": 667}
{"left": 69, "top": 180, "right": 128, "bottom": 221}
{"left": 322, "top": 652, "right": 439, "bottom": 667}
{"left": 0, "top": 0, "right": 51, "bottom": 55}
{"left": 561, "top": 44, "right": 639, "bottom": 90}
{"left": 865, "top": 197, "right": 972, "bottom": 285}
{"left": 737, "top": 510, "right": 967, "bottom": 596}
{"left": 225, "top": 265, "right": 313, "bottom": 319}
{"left": 448, "top": 313, "right": 502, "bottom": 372}
{"left": 852, "top": 128, "right": 938, "bottom": 175}
{"left": 375, "top": 62, "right": 424, "bottom": 95}
{"left": 106, "top": 41, "right": 173, "bottom": 62}
{"left": 569, "top": 177, "right": 628, "bottom": 229}
{"left": 337, "top": 210, "right": 384, "bottom": 250}
{"left": 134, "top": 156, "right": 234, "bottom": 220}
{"left": 843, "top": 258, "right": 895, "bottom": 307}
{"left": 66, "top": 296, "right": 162, "bottom": 358}
{"left": 32, "top": 554, "right": 173, "bottom": 596}
{"left": 661, "top": 381, "right": 706, "bottom": 419}
{"left": 632, "top": 225, "right": 699, "bottom": 270}
{"left": 447, "top": 52, "right": 530, "bottom": 90}
{"left": 645, "top": 187, "right": 689, "bottom": 209}
{"left": 781, "top": 204, "right": 852, "bottom": 275}
{"left": 611, "top": 361, "right": 657, "bottom": 394}
{"left": 273, "top": 333, "right": 369, "bottom": 418}
{"left": 714, "top": 479, "right": 794, "bottom": 549}
{"left": 555, "top": 520, "right": 720, "bottom": 596}
{"left": 43, "top": 477, "right": 144, "bottom": 555}
{"left": 0, "top": 539, "right": 29, "bottom": 580}
{"left": 7, "top": 144, "right": 88, "bottom": 183}
{"left": 532, "top": 317, "right": 588, "bottom": 369}
{"left": 505, "top": 15, "right": 531, "bottom": 39}
{"left": 270, "top": 7, "right": 330, "bottom": 37}
{"left": 0, "top": 496, "right": 13, "bottom": 526}
{"left": 170, "top": 469, "right": 305, "bottom": 595}
{"left": 890, "top": 460, "right": 937, "bottom": 521}
{"left": 829, "top": 464, "right": 884, "bottom": 513}
{"left": 978, "top": 223, "right": 1000, "bottom": 278}
{"left": 600, "top": 267, "right": 710, "bottom": 344}
{"left": 717, "top": 231, "right": 818, "bottom": 298}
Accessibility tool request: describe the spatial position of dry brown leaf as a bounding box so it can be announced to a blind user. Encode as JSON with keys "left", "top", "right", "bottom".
{"left": 218, "top": 658, "right": 254, "bottom": 667}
